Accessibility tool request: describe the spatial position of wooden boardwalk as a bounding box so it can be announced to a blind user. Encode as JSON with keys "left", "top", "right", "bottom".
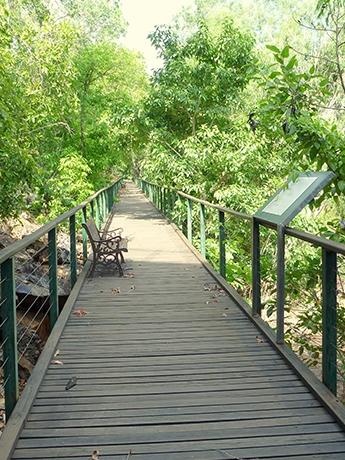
{"left": 8, "top": 183, "right": 345, "bottom": 459}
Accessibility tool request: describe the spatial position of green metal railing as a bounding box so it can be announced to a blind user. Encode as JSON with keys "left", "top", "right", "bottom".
{"left": 0, "top": 178, "right": 123, "bottom": 420}
{"left": 138, "top": 178, "right": 342, "bottom": 397}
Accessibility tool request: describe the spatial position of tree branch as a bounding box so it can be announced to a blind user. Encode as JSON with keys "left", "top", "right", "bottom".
{"left": 295, "top": 18, "right": 336, "bottom": 33}
{"left": 25, "top": 122, "right": 73, "bottom": 135}
{"left": 289, "top": 45, "right": 337, "bottom": 65}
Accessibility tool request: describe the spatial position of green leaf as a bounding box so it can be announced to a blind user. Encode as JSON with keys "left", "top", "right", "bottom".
{"left": 268, "top": 71, "right": 281, "bottom": 79}
{"left": 285, "top": 56, "right": 297, "bottom": 70}
{"left": 266, "top": 44, "right": 280, "bottom": 53}
{"left": 338, "top": 180, "right": 345, "bottom": 192}
{"left": 281, "top": 45, "right": 290, "bottom": 58}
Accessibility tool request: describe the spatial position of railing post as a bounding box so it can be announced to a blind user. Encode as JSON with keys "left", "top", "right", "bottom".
{"left": 322, "top": 248, "right": 337, "bottom": 395}
{"left": 48, "top": 228, "right": 59, "bottom": 329}
{"left": 219, "top": 210, "right": 226, "bottom": 278}
{"left": 0, "top": 258, "right": 19, "bottom": 418}
{"left": 90, "top": 199, "right": 95, "bottom": 219}
{"left": 95, "top": 196, "right": 100, "bottom": 228}
{"left": 200, "top": 203, "right": 206, "bottom": 258}
{"left": 252, "top": 219, "right": 261, "bottom": 316}
{"left": 162, "top": 188, "right": 166, "bottom": 214}
{"left": 69, "top": 214, "right": 77, "bottom": 288}
{"left": 276, "top": 225, "right": 286, "bottom": 344}
{"left": 82, "top": 206, "right": 88, "bottom": 263}
{"left": 187, "top": 199, "right": 193, "bottom": 243}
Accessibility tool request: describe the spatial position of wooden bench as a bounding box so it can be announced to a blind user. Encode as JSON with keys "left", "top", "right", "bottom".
{"left": 82, "top": 218, "right": 128, "bottom": 277}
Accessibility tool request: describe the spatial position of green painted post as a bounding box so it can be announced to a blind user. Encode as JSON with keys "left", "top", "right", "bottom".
{"left": 95, "top": 196, "right": 100, "bottom": 228}
{"left": 162, "top": 188, "right": 166, "bottom": 214}
{"left": 69, "top": 214, "right": 77, "bottom": 288}
{"left": 322, "top": 248, "right": 337, "bottom": 395}
{"left": 219, "top": 210, "right": 226, "bottom": 278}
{"left": 276, "top": 225, "right": 286, "bottom": 344}
{"left": 103, "top": 192, "right": 107, "bottom": 217}
{"left": 100, "top": 193, "right": 105, "bottom": 224}
{"left": 100, "top": 193, "right": 104, "bottom": 223}
{"left": 48, "top": 228, "right": 59, "bottom": 329}
{"left": 90, "top": 199, "right": 95, "bottom": 219}
{"left": 252, "top": 219, "right": 261, "bottom": 316}
{"left": 200, "top": 203, "right": 206, "bottom": 258}
{"left": 187, "top": 199, "right": 193, "bottom": 243}
{"left": 0, "top": 258, "right": 19, "bottom": 418}
{"left": 82, "top": 206, "right": 88, "bottom": 263}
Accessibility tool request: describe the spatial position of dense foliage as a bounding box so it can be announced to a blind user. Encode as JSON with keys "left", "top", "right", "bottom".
{"left": 0, "top": 0, "right": 148, "bottom": 218}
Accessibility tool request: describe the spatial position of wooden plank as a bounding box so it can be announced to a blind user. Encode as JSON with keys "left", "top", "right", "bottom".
{"left": 16, "top": 423, "right": 344, "bottom": 448}
{"left": 24, "top": 406, "right": 328, "bottom": 429}
{"left": 29, "top": 392, "right": 316, "bottom": 414}
{"left": 12, "top": 436, "right": 345, "bottom": 460}
{"left": 26, "top": 399, "right": 322, "bottom": 421}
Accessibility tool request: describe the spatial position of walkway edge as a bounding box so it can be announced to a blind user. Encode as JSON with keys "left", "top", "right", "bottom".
{"left": 0, "top": 260, "right": 91, "bottom": 460}
{"left": 168, "top": 219, "right": 345, "bottom": 431}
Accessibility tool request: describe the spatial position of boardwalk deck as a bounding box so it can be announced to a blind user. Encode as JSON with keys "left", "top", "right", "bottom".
{"left": 6, "top": 182, "right": 345, "bottom": 459}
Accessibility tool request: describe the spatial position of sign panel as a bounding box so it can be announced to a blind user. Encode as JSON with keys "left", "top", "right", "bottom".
{"left": 255, "top": 172, "right": 335, "bottom": 226}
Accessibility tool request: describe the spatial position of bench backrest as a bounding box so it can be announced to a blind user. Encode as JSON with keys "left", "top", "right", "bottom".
{"left": 87, "top": 218, "right": 101, "bottom": 242}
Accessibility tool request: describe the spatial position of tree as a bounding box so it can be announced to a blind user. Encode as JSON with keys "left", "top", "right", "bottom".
{"left": 147, "top": 18, "right": 255, "bottom": 138}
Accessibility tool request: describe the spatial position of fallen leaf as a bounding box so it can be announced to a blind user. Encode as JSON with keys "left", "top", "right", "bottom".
{"left": 126, "top": 449, "right": 132, "bottom": 459}
{"left": 256, "top": 336, "right": 265, "bottom": 343}
{"left": 73, "top": 309, "right": 88, "bottom": 317}
{"left": 51, "top": 360, "right": 63, "bottom": 365}
{"left": 111, "top": 288, "right": 121, "bottom": 294}
{"left": 129, "top": 285, "right": 135, "bottom": 291}
{"left": 54, "top": 349, "right": 60, "bottom": 357}
{"left": 91, "top": 450, "right": 100, "bottom": 460}
{"left": 123, "top": 272, "right": 135, "bottom": 278}
{"left": 222, "top": 313, "right": 228, "bottom": 317}
{"left": 65, "top": 376, "right": 77, "bottom": 390}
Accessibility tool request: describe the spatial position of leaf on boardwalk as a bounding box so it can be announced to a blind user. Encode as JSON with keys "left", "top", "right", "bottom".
{"left": 128, "top": 285, "right": 135, "bottom": 291}
{"left": 123, "top": 272, "right": 135, "bottom": 278}
{"left": 126, "top": 449, "right": 133, "bottom": 459}
{"left": 54, "top": 349, "right": 60, "bottom": 357}
{"left": 65, "top": 376, "right": 77, "bottom": 390}
{"left": 111, "top": 288, "right": 121, "bottom": 294}
{"left": 91, "top": 450, "right": 100, "bottom": 460}
{"left": 51, "top": 360, "right": 63, "bottom": 365}
{"left": 73, "top": 309, "right": 88, "bottom": 317}
{"left": 256, "top": 335, "right": 265, "bottom": 343}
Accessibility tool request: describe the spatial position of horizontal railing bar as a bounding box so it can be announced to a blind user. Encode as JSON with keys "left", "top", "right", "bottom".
{"left": 0, "top": 178, "right": 122, "bottom": 264}
{"left": 285, "top": 227, "right": 345, "bottom": 255}
{"left": 140, "top": 178, "right": 345, "bottom": 255}
{"left": 177, "top": 190, "right": 252, "bottom": 221}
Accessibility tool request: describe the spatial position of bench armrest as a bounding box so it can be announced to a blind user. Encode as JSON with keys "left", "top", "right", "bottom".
{"left": 102, "top": 227, "right": 123, "bottom": 236}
